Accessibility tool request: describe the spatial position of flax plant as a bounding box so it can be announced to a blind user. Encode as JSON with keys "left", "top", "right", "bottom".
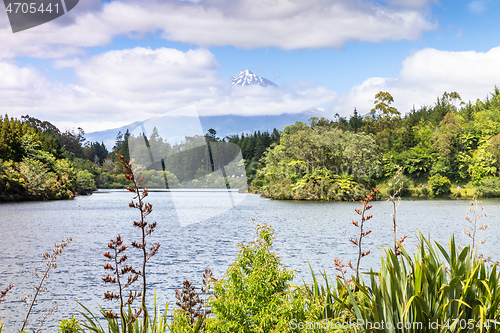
{"left": 346, "top": 235, "right": 500, "bottom": 332}
{"left": 175, "top": 280, "right": 205, "bottom": 330}
{"left": 20, "top": 237, "right": 72, "bottom": 333}
{"left": 201, "top": 268, "right": 214, "bottom": 316}
{"left": 387, "top": 166, "right": 408, "bottom": 255}
{"left": 116, "top": 153, "right": 160, "bottom": 328}
{"left": 0, "top": 285, "right": 13, "bottom": 333}
{"left": 80, "top": 294, "right": 169, "bottom": 333}
{"left": 82, "top": 155, "right": 162, "bottom": 333}
{"left": 349, "top": 188, "right": 378, "bottom": 281}
{"left": 0, "top": 285, "right": 13, "bottom": 304}
{"left": 463, "top": 196, "right": 488, "bottom": 260}
{"left": 102, "top": 234, "right": 142, "bottom": 327}
{"left": 303, "top": 261, "right": 353, "bottom": 321}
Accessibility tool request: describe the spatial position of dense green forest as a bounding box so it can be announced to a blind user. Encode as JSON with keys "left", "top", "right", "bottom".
{"left": 0, "top": 115, "right": 124, "bottom": 201}
{"left": 0, "top": 115, "right": 252, "bottom": 201}
{"left": 1, "top": 115, "right": 93, "bottom": 201}
{"left": 253, "top": 89, "right": 500, "bottom": 200}
{"left": 1, "top": 88, "right": 500, "bottom": 201}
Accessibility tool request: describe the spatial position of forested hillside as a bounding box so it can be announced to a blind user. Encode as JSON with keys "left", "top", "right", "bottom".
{"left": 0, "top": 115, "right": 116, "bottom": 201}
{"left": 253, "top": 89, "right": 500, "bottom": 200}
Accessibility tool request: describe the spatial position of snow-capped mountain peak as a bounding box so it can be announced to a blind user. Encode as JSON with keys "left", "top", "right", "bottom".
{"left": 230, "top": 70, "right": 277, "bottom": 87}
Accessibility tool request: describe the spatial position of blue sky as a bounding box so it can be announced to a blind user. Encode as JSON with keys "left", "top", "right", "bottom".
{"left": 0, "top": 0, "right": 499, "bottom": 132}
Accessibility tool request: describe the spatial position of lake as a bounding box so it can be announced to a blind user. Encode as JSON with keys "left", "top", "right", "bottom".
{"left": 0, "top": 190, "right": 499, "bottom": 332}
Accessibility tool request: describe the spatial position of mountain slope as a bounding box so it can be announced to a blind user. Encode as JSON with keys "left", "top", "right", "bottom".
{"left": 85, "top": 109, "right": 327, "bottom": 149}
{"left": 231, "top": 70, "right": 277, "bottom": 87}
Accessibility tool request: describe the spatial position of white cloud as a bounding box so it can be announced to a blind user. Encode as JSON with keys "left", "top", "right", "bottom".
{"left": 154, "top": 0, "right": 436, "bottom": 49}
{"left": 0, "top": 0, "right": 436, "bottom": 59}
{"left": 468, "top": 0, "right": 489, "bottom": 14}
{"left": 75, "top": 47, "right": 222, "bottom": 99}
{"left": 0, "top": 62, "right": 51, "bottom": 110}
{"left": 197, "top": 83, "right": 336, "bottom": 116}
{"left": 0, "top": 47, "right": 335, "bottom": 132}
{"left": 330, "top": 46, "right": 500, "bottom": 117}
{"left": 383, "top": 0, "right": 432, "bottom": 8}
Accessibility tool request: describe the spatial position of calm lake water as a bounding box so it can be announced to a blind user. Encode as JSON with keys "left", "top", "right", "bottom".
{"left": 0, "top": 190, "right": 499, "bottom": 332}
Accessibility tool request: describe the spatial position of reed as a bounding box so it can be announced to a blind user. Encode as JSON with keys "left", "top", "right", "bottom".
{"left": 349, "top": 188, "right": 378, "bottom": 281}
{"left": 79, "top": 293, "right": 169, "bottom": 333}
{"left": 99, "top": 153, "right": 161, "bottom": 330}
{"left": 102, "top": 234, "right": 142, "bottom": 327}
{"left": 20, "top": 237, "right": 73, "bottom": 333}
{"left": 387, "top": 166, "right": 408, "bottom": 255}
{"left": 463, "top": 196, "right": 488, "bottom": 260}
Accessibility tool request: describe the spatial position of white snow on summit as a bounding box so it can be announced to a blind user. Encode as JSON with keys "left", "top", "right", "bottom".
{"left": 230, "top": 70, "right": 277, "bottom": 87}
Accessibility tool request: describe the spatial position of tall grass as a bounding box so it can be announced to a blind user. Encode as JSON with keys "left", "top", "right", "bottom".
{"left": 79, "top": 294, "right": 169, "bottom": 333}
{"left": 346, "top": 235, "right": 500, "bottom": 332}
{"left": 304, "top": 235, "right": 500, "bottom": 332}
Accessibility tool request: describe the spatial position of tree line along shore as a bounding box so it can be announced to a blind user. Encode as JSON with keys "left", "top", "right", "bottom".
{"left": 1, "top": 89, "right": 500, "bottom": 201}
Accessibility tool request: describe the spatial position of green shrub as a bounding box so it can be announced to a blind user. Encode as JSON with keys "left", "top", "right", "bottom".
{"left": 428, "top": 174, "right": 451, "bottom": 196}
{"left": 0, "top": 158, "right": 76, "bottom": 200}
{"left": 0, "top": 159, "right": 25, "bottom": 201}
{"left": 477, "top": 177, "right": 500, "bottom": 198}
{"left": 58, "top": 316, "right": 81, "bottom": 333}
{"left": 205, "top": 224, "right": 295, "bottom": 332}
{"left": 137, "top": 169, "right": 179, "bottom": 188}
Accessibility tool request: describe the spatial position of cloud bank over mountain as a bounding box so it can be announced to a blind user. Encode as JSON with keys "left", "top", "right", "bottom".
{"left": 0, "top": 47, "right": 335, "bottom": 131}
{"left": 0, "top": 0, "right": 497, "bottom": 133}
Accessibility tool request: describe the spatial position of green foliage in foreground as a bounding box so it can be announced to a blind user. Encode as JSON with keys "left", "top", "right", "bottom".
{"left": 5, "top": 223, "right": 500, "bottom": 332}
{"left": 79, "top": 296, "right": 170, "bottom": 333}
{"left": 205, "top": 224, "right": 295, "bottom": 332}
{"left": 347, "top": 235, "right": 500, "bottom": 332}
{"left": 156, "top": 225, "right": 500, "bottom": 332}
